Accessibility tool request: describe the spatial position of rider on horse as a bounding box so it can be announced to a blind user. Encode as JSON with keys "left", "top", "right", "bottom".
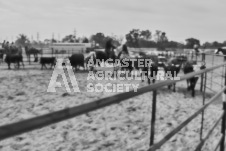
{"left": 105, "top": 38, "right": 116, "bottom": 59}
{"left": 118, "top": 44, "right": 130, "bottom": 59}
{"left": 4, "top": 41, "right": 10, "bottom": 54}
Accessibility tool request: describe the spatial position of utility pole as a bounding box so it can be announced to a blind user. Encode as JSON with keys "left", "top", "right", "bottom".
{"left": 31, "top": 35, "right": 33, "bottom": 42}
{"left": 58, "top": 34, "right": 60, "bottom": 42}
{"left": 74, "top": 28, "right": 76, "bottom": 43}
{"left": 52, "top": 33, "right": 55, "bottom": 42}
{"left": 37, "top": 32, "right": 39, "bottom": 42}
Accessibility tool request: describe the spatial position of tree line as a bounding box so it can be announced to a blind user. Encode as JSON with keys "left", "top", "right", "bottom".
{"left": 11, "top": 28, "right": 226, "bottom": 49}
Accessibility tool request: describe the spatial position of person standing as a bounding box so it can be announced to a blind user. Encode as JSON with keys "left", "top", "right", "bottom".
{"left": 2, "top": 40, "right": 6, "bottom": 48}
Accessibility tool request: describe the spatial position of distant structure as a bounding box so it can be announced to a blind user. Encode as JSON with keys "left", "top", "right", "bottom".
{"left": 49, "top": 42, "right": 92, "bottom": 54}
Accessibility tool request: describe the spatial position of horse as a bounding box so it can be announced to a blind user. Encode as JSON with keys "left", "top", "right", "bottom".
{"left": 215, "top": 47, "right": 226, "bottom": 61}
{"left": 25, "top": 46, "right": 41, "bottom": 62}
{"left": 85, "top": 50, "right": 107, "bottom": 71}
{"left": 117, "top": 44, "right": 133, "bottom": 73}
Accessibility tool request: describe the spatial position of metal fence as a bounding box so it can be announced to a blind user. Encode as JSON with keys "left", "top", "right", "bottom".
{"left": 0, "top": 60, "right": 226, "bottom": 150}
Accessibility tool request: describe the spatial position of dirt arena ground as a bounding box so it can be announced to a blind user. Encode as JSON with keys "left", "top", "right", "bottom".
{"left": 0, "top": 54, "right": 225, "bottom": 151}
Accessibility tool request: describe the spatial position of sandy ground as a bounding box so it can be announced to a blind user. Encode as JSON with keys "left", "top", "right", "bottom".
{"left": 0, "top": 55, "right": 225, "bottom": 151}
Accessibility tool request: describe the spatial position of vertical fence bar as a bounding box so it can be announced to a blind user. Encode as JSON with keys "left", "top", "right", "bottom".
{"left": 202, "top": 52, "right": 206, "bottom": 62}
{"left": 211, "top": 54, "right": 215, "bottom": 89}
{"left": 221, "top": 64, "right": 224, "bottom": 89}
{"left": 150, "top": 90, "right": 157, "bottom": 146}
{"left": 200, "top": 72, "right": 204, "bottom": 92}
{"left": 200, "top": 53, "right": 206, "bottom": 92}
{"left": 221, "top": 99, "right": 226, "bottom": 151}
{"left": 29, "top": 50, "right": 31, "bottom": 65}
{"left": 220, "top": 64, "right": 226, "bottom": 151}
{"left": 41, "top": 48, "right": 43, "bottom": 57}
{"left": 200, "top": 72, "right": 207, "bottom": 140}
{"left": 195, "top": 51, "right": 198, "bottom": 62}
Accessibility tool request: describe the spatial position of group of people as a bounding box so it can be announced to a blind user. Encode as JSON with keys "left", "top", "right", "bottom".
{"left": 2, "top": 40, "right": 16, "bottom": 51}
{"left": 1, "top": 40, "right": 22, "bottom": 55}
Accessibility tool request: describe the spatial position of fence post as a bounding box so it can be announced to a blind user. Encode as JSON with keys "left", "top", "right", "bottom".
{"left": 200, "top": 53, "right": 206, "bottom": 92}
{"left": 202, "top": 52, "right": 205, "bottom": 62}
{"left": 220, "top": 65, "right": 226, "bottom": 151}
{"left": 200, "top": 72, "right": 207, "bottom": 140}
{"left": 150, "top": 90, "right": 157, "bottom": 146}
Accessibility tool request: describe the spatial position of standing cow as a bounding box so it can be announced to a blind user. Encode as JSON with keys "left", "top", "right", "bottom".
{"left": 183, "top": 60, "right": 200, "bottom": 97}
{"left": 40, "top": 57, "right": 56, "bottom": 70}
{"left": 5, "top": 46, "right": 24, "bottom": 70}
{"left": 69, "top": 53, "right": 85, "bottom": 71}
{"left": 163, "top": 58, "right": 182, "bottom": 92}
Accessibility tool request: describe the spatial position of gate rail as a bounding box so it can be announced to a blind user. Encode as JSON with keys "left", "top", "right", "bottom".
{"left": 0, "top": 60, "right": 226, "bottom": 151}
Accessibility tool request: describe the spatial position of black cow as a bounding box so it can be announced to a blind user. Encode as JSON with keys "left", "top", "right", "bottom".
{"left": 141, "top": 62, "right": 159, "bottom": 84}
{"left": 69, "top": 54, "right": 85, "bottom": 70}
{"left": 138, "top": 55, "right": 159, "bottom": 84}
{"left": 163, "top": 58, "right": 182, "bottom": 92}
{"left": 5, "top": 54, "right": 24, "bottom": 69}
{"left": 94, "top": 51, "right": 108, "bottom": 67}
{"left": 183, "top": 60, "right": 199, "bottom": 97}
{"left": 40, "top": 57, "right": 56, "bottom": 70}
{"left": 0, "top": 53, "right": 3, "bottom": 64}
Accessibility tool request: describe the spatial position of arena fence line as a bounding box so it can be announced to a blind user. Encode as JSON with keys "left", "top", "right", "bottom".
{"left": 0, "top": 61, "right": 226, "bottom": 150}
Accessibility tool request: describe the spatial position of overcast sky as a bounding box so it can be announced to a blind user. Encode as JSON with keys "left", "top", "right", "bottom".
{"left": 0, "top": 0, "right": 225, "bottom": 44}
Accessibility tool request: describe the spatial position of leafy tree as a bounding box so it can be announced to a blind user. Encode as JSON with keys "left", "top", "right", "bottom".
{"left": 51, "top": 39, "right": 57, "bottom": 43}
{"left": 211, "top": 41, "right": 223, "bottom": 48}
{"left": 160, "top": 32, "right": 168, "bottom": 42}
{"left": 155, "top": 31, "right": 168, "bottom": 50}
{"left": 185, "top": 38, "right": 200, "bottom": 49}
{"left": 108, "top": 35, "right": 122, "bottom": 47}
{"left": 126, "top": 29, "right": 156, "bottom": 48}
{"left": 140, "top": 30, "right": 152, "bottom": 40}
{"left": 15, "top": 34, "right": 30, "bottom": 47}
{"left": 90, "top": 33, "right": 107, "bottom": 48}
{"left": 82, "top": 37, "right": 89, "bottom": 43}
{"left": 154, "top": 30, "right": 162, "bottom": 42}
{"left": 62, "top": 35, "right": 75, "bottom": 43}
{"left": 223, "top": 41, "right": 226, "bottom": 47}
{"left": 125, "top": 29, "right": 141, "bottom": 47}
{"left": 165, "top": 41, "right": 181, "bottom": 48}
{"left": 125, "top": 29, "right": 140, "bottom": 42}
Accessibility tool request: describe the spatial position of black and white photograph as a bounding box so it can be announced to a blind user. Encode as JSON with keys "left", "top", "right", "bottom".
{"left": 0, "top": 0, "right": 226, "bottom": 150}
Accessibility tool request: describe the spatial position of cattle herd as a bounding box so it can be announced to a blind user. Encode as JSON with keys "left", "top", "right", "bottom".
{"left": 0, "top": 44, "right": 206, "bottom": 97}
